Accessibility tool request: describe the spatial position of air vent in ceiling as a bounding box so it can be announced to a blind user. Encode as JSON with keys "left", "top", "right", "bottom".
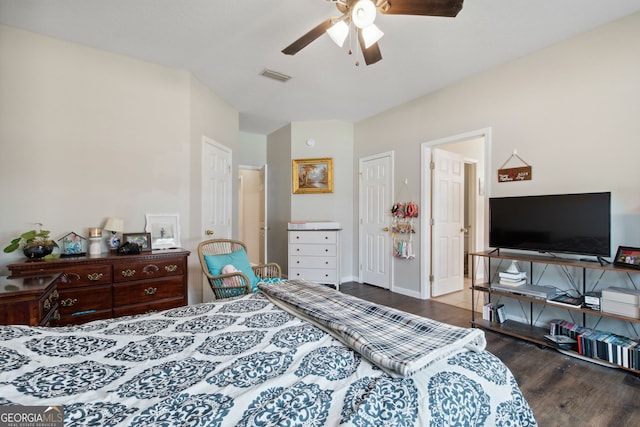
{"left": 260, "top": 69, "right": 292, "bottom": 82}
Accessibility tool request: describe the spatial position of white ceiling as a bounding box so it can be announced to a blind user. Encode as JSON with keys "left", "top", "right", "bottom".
{"left": 1, "top": 0, "right": 639, "bottom": 135}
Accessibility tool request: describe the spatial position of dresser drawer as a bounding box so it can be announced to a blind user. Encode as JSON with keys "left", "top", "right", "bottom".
{"left": 113, "top": 276, "right": 184, "bottom": 306}
{"left": 289, "top": 244, "right": 337, "bottom": 257}
{"left": 59, "top": 309, "right": 113, "bottom": 326}
{"left": 58, "top": 265, "right": 112, "bottom": 288}
{"left": 57, "top": 284, "right": 112, "bottom": 316}
{"left": 113, "top": 258, "right": 184, "bottom": 283}
{"left": 113, "top": 297, "right": 185, "bottom": 318}
{"left": 289, "top": 256, "right": 337, "bottom": 269}
{"left": 289, "top": 268, "right": 338, "bottom": 283}
{"left": 289, "top": 231, "right": 337, "bottom": 244}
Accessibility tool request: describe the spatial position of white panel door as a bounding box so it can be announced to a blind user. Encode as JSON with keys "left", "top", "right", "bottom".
{"left": 359, "top": 152, "right": 393, "bottom": 289}
{"left": 202, "top": 137, "right": 232, "bottom": 240}
{"left": 431, "top": 148, "right": 465, "bottom": 297}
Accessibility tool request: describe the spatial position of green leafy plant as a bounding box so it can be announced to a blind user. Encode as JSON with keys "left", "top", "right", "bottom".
{"left": 3, "top": 223, "right": 58, "bottom": 253}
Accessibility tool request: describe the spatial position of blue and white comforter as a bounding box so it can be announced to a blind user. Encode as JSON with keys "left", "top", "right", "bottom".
{"left": 0, "top": 290, "right": 536, "bottom": 426}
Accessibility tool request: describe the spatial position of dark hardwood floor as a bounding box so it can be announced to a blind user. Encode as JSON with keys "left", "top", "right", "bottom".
{"left": 340, "top": 282, "right": 640, "bottom": 427}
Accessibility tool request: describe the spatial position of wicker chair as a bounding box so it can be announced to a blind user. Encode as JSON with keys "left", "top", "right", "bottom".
{"left": 197, "top": 239, "right": 282, "bottom": 300}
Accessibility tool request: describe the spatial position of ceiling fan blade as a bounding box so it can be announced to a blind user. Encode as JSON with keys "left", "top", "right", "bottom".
{"left": 380, "top": 0, "right": 464, "bottom": 17}
{"left": 357, "top": 30, "right": 382, "bottom": 66}
{"left": 282, "top": 17, "right": 336, "bottom": 55}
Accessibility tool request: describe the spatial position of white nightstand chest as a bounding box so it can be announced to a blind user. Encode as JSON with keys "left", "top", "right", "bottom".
{"left": 288, "top": 225, "right": 341, "bottom": 290}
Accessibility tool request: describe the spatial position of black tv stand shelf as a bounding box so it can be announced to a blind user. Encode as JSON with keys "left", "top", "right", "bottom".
{"left": 471, "top": 250, "right": 640, "bottom": 374}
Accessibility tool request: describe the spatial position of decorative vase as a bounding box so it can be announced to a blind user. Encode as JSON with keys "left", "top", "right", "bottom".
{"left": 23, "top": 243, "right": 56, "bottom": 259}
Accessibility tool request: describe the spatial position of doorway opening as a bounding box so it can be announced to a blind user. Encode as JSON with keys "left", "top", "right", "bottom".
{"left": 238, "top": 165, "right": 267, "bottom": 265}
{"left": 420, "top": 128, "right": 490, "bottom": 310}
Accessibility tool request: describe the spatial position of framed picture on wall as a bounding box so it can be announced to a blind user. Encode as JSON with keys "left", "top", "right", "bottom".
{"left": 292, "top": 158, "right": 333, "bottom": 194}
{"left": 145, "top": 214, "right": 181, "bottom": 249}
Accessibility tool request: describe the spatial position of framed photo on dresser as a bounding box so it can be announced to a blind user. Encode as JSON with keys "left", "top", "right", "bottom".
{"left": 145, "top": 214, "right": 181, "bottom": 249}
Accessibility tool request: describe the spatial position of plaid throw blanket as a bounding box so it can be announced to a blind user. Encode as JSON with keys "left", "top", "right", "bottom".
{"left": 258, "top": 279, "right": 486, "bottom": 377}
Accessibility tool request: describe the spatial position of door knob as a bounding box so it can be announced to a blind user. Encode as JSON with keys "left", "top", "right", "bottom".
{"left": 205, "top": 229, "right": 214, "bottom": 235}
{"left": 383, "top": 227, "right": 390, "bottom": 232}
{"left": 460, "top": 228, "right": 469, "bottom": 233}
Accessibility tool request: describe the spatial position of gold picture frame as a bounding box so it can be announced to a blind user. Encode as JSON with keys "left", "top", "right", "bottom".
{"left": 292, "top": 158, "right": 333, "bottom": 194}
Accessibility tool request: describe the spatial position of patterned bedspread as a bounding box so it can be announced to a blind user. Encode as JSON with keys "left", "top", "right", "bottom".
{"left": 0, "top": 291, "right": 537, "bottom": 426}
{"left": 259, "top": 279, "right": 486, "bottom": 377}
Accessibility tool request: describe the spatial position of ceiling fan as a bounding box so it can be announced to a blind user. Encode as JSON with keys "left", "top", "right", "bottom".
{"left": 282, "top": 0, "right": 465, "bottom": 65}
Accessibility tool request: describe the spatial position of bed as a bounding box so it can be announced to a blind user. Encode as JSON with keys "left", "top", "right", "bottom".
{"left": 0, "top": 279, "right": 536, "bottom": 426}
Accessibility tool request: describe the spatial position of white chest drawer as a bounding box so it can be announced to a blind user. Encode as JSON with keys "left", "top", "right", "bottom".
{"left": 289, "top": 244, "right": 336, "bottom": 257}
{"left": 289, "top": 231, "right": 337, "bottom": 244}
{"left": 289, "top": 268, "right": 338, "bottom": 283}
{"left": 289, "top": 255, "right": 337, "bottom": 269}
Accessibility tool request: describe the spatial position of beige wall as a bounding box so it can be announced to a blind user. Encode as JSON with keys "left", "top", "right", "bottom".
{"left": 0, "top": 25, "right": 239, "bottom": 303}
{"left": 354, "top": 13, "right": 640, "bottom": 296}
{"left": 265, "top": 121, "right": 354, "bottom": 278}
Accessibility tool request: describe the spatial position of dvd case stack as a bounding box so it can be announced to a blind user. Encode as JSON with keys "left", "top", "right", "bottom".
{"left": 549, "top": 319, "right": 640, "bottom": 369}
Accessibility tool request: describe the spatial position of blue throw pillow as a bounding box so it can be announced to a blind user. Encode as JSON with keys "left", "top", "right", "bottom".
{"left": 204, "top": 249, "right": 260, "bottom": 291}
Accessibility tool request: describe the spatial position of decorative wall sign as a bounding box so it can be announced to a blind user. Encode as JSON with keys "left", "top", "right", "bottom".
{"left": 498, "top": 149, "right": 532, "bottom": 183}
{"left": 498, "top": 165, "right": 532, "bottom": 182}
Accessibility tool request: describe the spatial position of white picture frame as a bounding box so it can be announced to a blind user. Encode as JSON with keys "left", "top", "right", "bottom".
{"left": 145, "top": 213, "right": 181, "bottom": 249}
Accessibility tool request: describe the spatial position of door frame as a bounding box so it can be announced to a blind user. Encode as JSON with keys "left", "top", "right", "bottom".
{"left": 420, "top": 128, "right": 492, "bottom": 299}
{"left": 238, "top": 164, "right": 268, "bottom": 263}
{"left": 358, "top": 151, "right": 394, "bottom": 290}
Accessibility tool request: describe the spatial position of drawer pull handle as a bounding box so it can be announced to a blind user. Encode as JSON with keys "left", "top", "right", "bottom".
{"left": 88, "top": 272, "right": 104, "bottom": 281}
{"left": 62, "top": 273, "right": 81, "bottom": 284}
{"left": 121, "top": 269, "right": 136, "bottom": 277}
{"left": 165, "top": 264, "right": 178, "bottom": 273}
{"left": 143, "top": 265, "right": 160, "bottom": 275}
{"left": 61, "top": 298, "right": 78, "bottom": 307}
{"left": 144, "top": 287, "right": 158, "bottom": 295}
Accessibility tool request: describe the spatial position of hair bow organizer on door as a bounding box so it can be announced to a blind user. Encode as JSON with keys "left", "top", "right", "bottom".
{"left": 391, "top": 201, "right": 418, "bottom": 259}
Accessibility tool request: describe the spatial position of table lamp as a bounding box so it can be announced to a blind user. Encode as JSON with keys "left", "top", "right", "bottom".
{"left": 104, "top": 217, "right": 124, "bottom": 251}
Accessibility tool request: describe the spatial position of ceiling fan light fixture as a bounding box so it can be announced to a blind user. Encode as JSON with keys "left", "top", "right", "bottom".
{"left": 361, "top": 23, "right": 384, "bottom": 48}
{"left": 326, "top": 20, "right": 349, "bottom": 47}
{"left": 352, "top": 0, "right": 376, "bottom": 29}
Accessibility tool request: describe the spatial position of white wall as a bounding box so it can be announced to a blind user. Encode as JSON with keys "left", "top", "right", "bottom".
{"left": 0, "top": 25, "right": 239, "bottom": 304}
{"left": 239, "top": 132, "right": 267, "bottom": 166}
{"left": 353, "top": 13, "right": 640, "bottom": 298}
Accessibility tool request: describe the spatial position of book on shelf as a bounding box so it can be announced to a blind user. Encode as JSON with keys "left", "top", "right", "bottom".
{"left": 498, "top": 278, "right": 526, "bottom": 286}
{"left": 498, "top": 271, "right": 527, "bottom": 280}
{"left": 496, "top": 304, "right": 507, "bottom": 323}
{"left": 547, "top": 293, "right": 583, "bottom": 308}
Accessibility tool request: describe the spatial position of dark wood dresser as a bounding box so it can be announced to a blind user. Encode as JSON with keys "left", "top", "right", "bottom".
{"left": 8, "top": 249, "right": 190, "bottom": 325}
{"left": 0, "top": 274, "right": 60, "bottom": 326}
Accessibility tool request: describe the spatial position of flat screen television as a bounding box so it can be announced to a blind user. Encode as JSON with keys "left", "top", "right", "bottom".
{"left": 489, "top": 192, "right": 611, "bottom": 258}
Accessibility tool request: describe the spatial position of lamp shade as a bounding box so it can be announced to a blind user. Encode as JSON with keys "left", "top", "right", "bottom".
{"left": 327, "top": 20, "right": 349, "bottom": 47}
{"left": 361, "top": 23, "right": 384, "bottom": 48}
{"left": 104, "top": 217, "right": 124, "bottom": 233}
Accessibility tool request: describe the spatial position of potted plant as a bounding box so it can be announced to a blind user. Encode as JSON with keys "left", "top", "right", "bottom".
{"left": 3, "top": 223, "right": 58, "bottom": 259}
